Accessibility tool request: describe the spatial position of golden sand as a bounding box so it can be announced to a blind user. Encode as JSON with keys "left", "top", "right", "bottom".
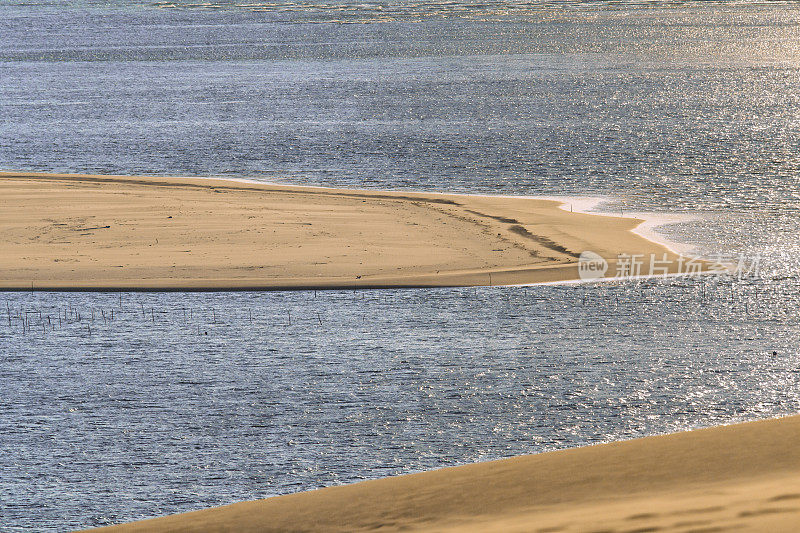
{"left": 8, "top": 172, "right": 790, "bottom": 531}
{"left": 90, "top": 415, "right": 800, "bottom": 532}
{"left": 0, "top": 171, "right": 684, "bottom": 290}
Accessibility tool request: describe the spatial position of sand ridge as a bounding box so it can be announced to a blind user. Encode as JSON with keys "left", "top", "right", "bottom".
{"left": 0, "top": 171, "right": 687, "bottom": 290}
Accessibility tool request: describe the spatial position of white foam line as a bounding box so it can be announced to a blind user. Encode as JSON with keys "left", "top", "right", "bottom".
{"left": 494, "top": 270, "right": 717, "bottom": 289}
{"left": 528, "top": 195, "right": 703, "bottom": 256}
{"left": 629, "top": 213, "right": 702, "bottom": 256}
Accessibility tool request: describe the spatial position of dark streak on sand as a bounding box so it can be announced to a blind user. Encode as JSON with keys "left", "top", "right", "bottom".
{"left": 1, "top": 172, "right": 460, "bottom": 206}
{"left": 508, "top": 225, "right": 581, "bottom": 258}
{"left": 463, "top": 208, "right": 579, "bottom": 258}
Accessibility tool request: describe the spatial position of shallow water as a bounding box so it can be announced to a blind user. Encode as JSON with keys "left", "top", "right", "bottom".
{"left": 2, "top": 1, "right": 800, "bottom": 531}
{"left": 3, "top": 277, "right": 800, "bottom": 531}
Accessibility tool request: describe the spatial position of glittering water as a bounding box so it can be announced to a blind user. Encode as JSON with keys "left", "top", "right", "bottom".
{"left": 3, "top": 3, "right": 800, "bottom": 214}
{"left": 3, "top": 279, "right": 800, "bottom": 531}
{"left": 2, "top": 2, "right": 800, "bottom": 532}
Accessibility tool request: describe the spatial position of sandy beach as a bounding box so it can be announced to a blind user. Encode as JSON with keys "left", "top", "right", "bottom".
{"left": 6, "top": 4, "right": 800, "bottom": 533}
{"left": 89, "top": 414, "right": 800, "bottom": 532}
{"left": 0, "top": 172, "right": 687, "bottom": 290}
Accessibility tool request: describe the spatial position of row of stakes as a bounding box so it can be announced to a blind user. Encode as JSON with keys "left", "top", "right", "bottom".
{"left": 1, "top": 277, "right": 767, "bottom": 337}
{"left": 3, "top": 299, "right": 328, "bottom": 337}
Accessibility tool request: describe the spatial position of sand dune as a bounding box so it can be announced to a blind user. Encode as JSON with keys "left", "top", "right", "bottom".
{"left": 0, "top": 171, "right": 687, "bottom": 290}
{"left": 89, "top": 415, "right": 800, "bottom": 532}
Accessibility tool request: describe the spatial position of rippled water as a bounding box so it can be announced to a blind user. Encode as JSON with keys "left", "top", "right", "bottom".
{"left": 3, "top": 278, "right": 800, "bottom": 531}
{"left": 3, "top": 2, "right": 800, "bottom": 532}
{"left": 3, "top": 2, "right": 800, "bottom": 215}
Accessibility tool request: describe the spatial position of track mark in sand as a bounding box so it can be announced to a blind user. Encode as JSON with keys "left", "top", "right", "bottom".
{"left": 463, "top": 209, "right": 580, "bottom": 258}
{"left": 672, "top": 506, "right": 725, "bottom": 516}
{"left": 420, "top": 204, "right": 551, "bottom": 261}
{"left": 464, "top": 209, "right": 519, "bottom": 224}
{"left": 682, "top": 527, "right": 726, "bottom": 533}
{"left": 768, "top": 493, "right": 800, "bottom": 502}
{"left": 627, "top": 513, "right": 659, "bottom": 520}
{"left": 672, "top": 520, "right": 712, "bottom": 528}
{"left": 738, "top": 507, "right": 798, "bottom": 517}
{"left": 508, "top": 225, "right": 581, "bottom": 258}
{"left": 362, "top": 520, "right": 400, "bottom": 530}
{"left": 623, "top": 527, "right": 661, "bottom": 533}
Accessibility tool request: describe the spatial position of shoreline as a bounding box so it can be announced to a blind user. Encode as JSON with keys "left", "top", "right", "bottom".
{"left": 89, "top": 414, "right": 800, "bottom": 532}
{"left": 0, "top": 171, "right": 697, "bottom": 291}
{"left": 215, "top": 181, "right": 698, "bottom": 257}
{"left": 3, "top": 170, "right": 692, "bottom": 256}
{"left": 547, "top": 196, "right": 702, "bottom": 257}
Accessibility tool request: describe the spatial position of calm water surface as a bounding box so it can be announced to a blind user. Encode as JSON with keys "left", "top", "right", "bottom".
{"left": 2, "top": 1, "right": 800, "bottom": 531}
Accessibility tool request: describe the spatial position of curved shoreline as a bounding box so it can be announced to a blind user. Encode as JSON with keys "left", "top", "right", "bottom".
{"left": 89, "top": 414, "right": 800, "bottom": 532}
{"left": 192, "top": 176, "right": 696, "bottom": 257}
{"left": 17, "top": 171, "right": 692, "bottom": 257}
{"left": 540, "top": 195, "right": 702, "bottom": 256}
{"left": 0, "top": 171, "right": 695, "bottom": 291}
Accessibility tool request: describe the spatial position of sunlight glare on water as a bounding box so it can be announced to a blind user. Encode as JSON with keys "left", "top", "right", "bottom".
{"left": 2, "top": 1, "right": 800, "bottom": 531}
{"left": 2, "top": 279, "right": 800, "bottom": 530}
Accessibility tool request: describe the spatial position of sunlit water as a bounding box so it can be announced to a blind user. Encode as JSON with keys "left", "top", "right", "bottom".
{"left": 2, "top": 1, "right": 800, "bottom": 531}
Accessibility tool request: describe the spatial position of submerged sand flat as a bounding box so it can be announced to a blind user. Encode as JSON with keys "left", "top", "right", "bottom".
{"left": 0, "top": 172, "right": 683, "bottom": 290}
{"left": 91, "top": 415, "right": 800, "bottom": 532}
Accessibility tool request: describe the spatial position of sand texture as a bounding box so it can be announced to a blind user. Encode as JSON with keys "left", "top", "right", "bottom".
{"left": 0, "top": 172, "right": 684, "bottom": 290}
{"left": 89, "top": 415, "right": 800, "bottom": 532}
